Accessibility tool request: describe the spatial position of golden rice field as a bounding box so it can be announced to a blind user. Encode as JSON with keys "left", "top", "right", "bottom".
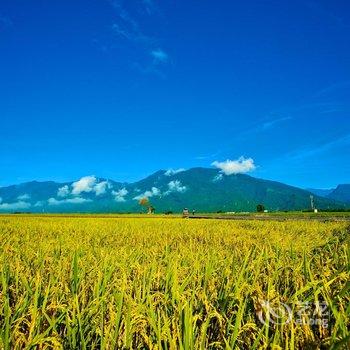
{"left": 0, "top": 216, "right": 349, "bottom": 349}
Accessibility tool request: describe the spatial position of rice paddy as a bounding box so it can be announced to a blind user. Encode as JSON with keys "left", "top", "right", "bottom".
{"left": 0, "top": 216, "right": 349, "bottom": 349}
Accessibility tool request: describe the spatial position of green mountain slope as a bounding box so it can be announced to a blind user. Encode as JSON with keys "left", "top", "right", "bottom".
{"left": 139, "top": 168, "right": 343, "bottom": 212}
{"left": 327, "top": 184, "right": 350, "bottom": 204}
{"left": 0, "top": 168, "right": 346, "bottom": 213}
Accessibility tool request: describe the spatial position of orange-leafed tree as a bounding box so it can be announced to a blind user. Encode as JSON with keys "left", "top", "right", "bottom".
{"left": 139, "top": 197, "right": 149, "bottom": 212}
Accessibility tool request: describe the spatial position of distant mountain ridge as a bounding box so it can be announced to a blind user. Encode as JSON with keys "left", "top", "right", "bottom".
{"left": 308, "top": 185, "right": 350, "bottom": 204}
{"left": 0, "top": 168, "right": 347, "bottom": 213}
{"left": 326, "top": 185, "right": 350, "bottom": 204}
{"left": 307, "top": 188, "right": 334, "bottom": 198}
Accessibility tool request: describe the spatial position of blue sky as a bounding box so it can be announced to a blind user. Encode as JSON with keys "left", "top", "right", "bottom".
{"left": 1, "top": 0, "right": 349, "bottom": 189}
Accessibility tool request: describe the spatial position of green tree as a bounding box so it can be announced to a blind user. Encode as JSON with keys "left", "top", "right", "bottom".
{"left": 257, "top": 204, "right": 265, "bottom": 212}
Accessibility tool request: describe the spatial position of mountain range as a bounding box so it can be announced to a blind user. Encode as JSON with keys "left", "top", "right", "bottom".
{"left": 308, "top": 185, "right": 350, "bottom": 205}
{"left": 0, "top": 168, "right": 348, "bottom": 213}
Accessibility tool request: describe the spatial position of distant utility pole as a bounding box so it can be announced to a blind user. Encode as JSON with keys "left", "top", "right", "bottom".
{"left": 310, "top": 195, "right": 315, "bottom": 211}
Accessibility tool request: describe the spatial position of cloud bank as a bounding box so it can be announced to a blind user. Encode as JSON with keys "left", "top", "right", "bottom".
{"left": 112, "top": 188, "right": 128, "bottom": 202}
{"left": 17, "top": 194, "right": 30, "bottom": 200}
{"left": 57, "top": 185, "right": 70, "bottom": 197}
{"left": 212, "top": 157, "right": 256, "bottom": 175}
{"left": 0, "top": 195, "right": 31, "bottom": 210}
{"left": 70, "top": 176, "right": 110, "bottom": 196}
{"left": 94, "top": 181, "right": 111, "bottom": 195}
{"left": 165, "top": 180, "right": 187, "bottom": 194}
{"left": 133, "top": 187, "right": 161, "bottom": 200}
{"left": 0, "top": 201, "right": 31, "bottom": 210}
{"left": 48, "top": 197, "right": 92, "bottom": 206}
{"left": 72, "top": 176, "right": 98, "bottom": 195}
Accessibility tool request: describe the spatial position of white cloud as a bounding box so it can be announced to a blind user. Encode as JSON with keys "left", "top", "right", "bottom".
{"left": 112, "top": 188, "right": 128, "bottom": 202}
{"left": 0, "top": 201, "right": 31, "bottom": 210}
{"left": 34, "top": 201, "right": 45, "bottom": 207}
{"left": 94, "top": 181, "right": 111, "bottom": 196}
{"left": 149, "top": 187, "right": 161, "bottom": 196}
{"left": 151, "top": 49, "right": 168, "bottom": 64}
{"left": 213, "top": 173, "right": 223, "bottom": 182}
{"left": 164, "top": 168, "right": 186, "bottom": 176}
{"left": 71, "top": 176, "right": 110, "bottom": 196}
{"left": 48, "top": 197, "right": 92, "bottom": 206}
{"left": 71, "top": 176, "right": 97, "bottom": 195}
{"left": 164, "top": 180, "right": 187, "bottom": 195}
{"left": 17, "top": 194, "right": 30, "bottom": 200}
{"left": 212, "top": 157, "right": 256, "bottom": 175}
{"left": 57, "top": 185, "right": 70, "bottom": 197}
{"left": 133, "top": 187, "right": 161, "bottom": 200}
